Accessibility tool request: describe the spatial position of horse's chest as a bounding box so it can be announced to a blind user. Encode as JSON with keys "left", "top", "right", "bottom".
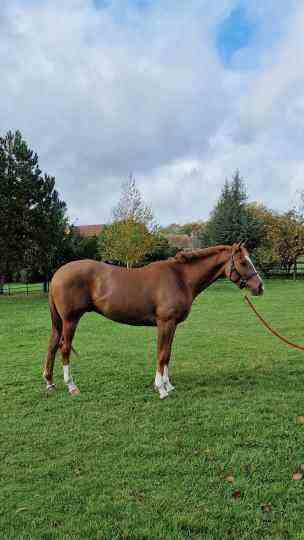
{"left": 177, "top": 308, "right": 190, "bottom": 323}
{"left": 171, "top": 303, "right": 191, "bottom": 324}
{"left": 156, "top": 294, "right": 191, "bottom": 324}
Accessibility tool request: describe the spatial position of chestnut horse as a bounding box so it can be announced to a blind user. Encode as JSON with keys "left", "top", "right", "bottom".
{"left": 43, "top": 242, "right": 263, "bottom": 398}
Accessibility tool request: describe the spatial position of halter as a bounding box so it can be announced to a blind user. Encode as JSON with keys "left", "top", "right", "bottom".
{"left": 229, "top": 253, "right": 258, "bottom": 289}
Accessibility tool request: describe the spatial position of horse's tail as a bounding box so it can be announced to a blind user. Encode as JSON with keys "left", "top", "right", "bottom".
{"left": 49, "top": 289, "right": 63, "bottom": 339}
{"left": 71, "top": 345, "right": 80, "bottom": 359}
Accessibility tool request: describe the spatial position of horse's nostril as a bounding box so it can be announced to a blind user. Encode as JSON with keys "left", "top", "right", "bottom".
{"left": 259, "top": 283, "right": 264, "bottom": 295}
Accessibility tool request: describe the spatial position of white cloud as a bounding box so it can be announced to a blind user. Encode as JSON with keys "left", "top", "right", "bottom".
{"left": 1, "top": 0, "right": 303, "bottom": 225}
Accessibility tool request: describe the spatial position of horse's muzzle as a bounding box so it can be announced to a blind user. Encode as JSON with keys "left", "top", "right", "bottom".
{"left": 251, "top": 282, "right": 264, "bottom": 296}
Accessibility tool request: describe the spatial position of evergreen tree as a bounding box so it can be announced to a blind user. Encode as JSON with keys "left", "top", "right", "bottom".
{"left": 0, "top": 130, "right": 67, "bottom": 282}
{"left": 59, "top": 226, "right": 100, "bottom": 266}
{"left": 200, "top": 171, "right": 264, "bottom": 249}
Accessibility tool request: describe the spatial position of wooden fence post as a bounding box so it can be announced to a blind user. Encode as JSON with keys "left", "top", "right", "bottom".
{"left": 0, "top": 276, "right": 4, "bottom": 295}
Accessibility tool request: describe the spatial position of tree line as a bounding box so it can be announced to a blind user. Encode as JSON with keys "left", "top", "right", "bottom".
{"left": 1, "top": 130, "right": 304, "bottom": 287}
{"left": 197, "top": 171, "right": 304, "bottom": 277}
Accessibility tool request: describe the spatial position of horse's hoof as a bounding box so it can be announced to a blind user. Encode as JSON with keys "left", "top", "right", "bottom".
{"left": 165, "top": 382, "right": 175, "bottom": 393}
{"left": 159, "top": 387, "right": 169, "bottom": 400}
{"left": 46, "top": 384, "right": 56, "bottom": 393}
{"left": 154, "top": 383, "right": 169, "bottom": 399}
{"left": 69, "top": 387, "right": 80, "bottom": 396}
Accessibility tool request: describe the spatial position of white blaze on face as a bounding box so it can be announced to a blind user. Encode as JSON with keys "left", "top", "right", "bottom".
{"left": 244, "top": 255, "right": 262, "bottom": 282}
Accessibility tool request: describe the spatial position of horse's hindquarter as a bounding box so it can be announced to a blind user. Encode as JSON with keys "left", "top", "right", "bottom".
{"left": 50, "top": 260, "right": 100, "bottom": 320}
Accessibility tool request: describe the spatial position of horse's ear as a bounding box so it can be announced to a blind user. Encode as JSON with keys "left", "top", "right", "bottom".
{"left": 232, "top": 241, "right": 242, "bottom": 254}
{"left": 238, "top": 239, "right": 248, "bottom": 250}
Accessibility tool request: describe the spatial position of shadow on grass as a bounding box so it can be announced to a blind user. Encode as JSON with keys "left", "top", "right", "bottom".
{"left": 170, "top": 363, "right": 302, "bottom": 395}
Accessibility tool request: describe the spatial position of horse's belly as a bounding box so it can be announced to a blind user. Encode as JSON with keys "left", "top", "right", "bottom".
{"left": 102, "top": 310, "right": 156, "bottom": 327}
{"left": 94, "top": 295, "right": 156, "bottom": 326}
{"left": 109, "top": 315, "right": 156, "bottom": 327}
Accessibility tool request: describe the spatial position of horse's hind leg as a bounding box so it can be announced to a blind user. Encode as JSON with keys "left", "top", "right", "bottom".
{"left": 154, "top": 319, "right": 176, "bottom": 399}
{"left": 60, "top": 319, "right": 80, "bottom": 396}
{"left": 43, "top": 327, "right": 61, "bottom": 392}
{"left": 43, "top": 294, "right": 63, "bottom": 392}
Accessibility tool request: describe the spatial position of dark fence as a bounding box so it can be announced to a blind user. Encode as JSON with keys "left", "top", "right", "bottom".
{"left": 263, "top": 261, "right": 304, "bottom": 279}
{"left": 0, "top": 282, "right": 49, "bottom": 296}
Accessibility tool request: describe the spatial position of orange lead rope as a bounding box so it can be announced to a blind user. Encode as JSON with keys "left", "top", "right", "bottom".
{"left": 244, "top": 294, "right": 304, "bottom": 352}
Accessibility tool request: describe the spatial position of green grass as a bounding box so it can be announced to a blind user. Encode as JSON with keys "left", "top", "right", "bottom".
{"left": 1, "top": 280, "right": 304, "bottom": 539}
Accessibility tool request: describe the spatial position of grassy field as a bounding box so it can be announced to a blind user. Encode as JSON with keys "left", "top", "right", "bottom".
{"left": 1, "top": 280, "right": 304, "bottom": 539}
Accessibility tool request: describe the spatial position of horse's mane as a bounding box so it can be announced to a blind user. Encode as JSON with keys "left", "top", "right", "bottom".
{"left": 174, "top": 245, "right": 230, "bottom": 263}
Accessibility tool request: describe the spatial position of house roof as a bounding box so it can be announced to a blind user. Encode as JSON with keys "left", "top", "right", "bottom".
{"left": 165, "top": 234, "right": 194, "bottom": 249}
{"left": 75, "top": 224, "right": 103, "bottom": 237}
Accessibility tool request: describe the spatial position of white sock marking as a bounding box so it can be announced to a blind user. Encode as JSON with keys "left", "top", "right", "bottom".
{"left": 154, "top": 371, "right": 168, "bottom": 399}
{"left": 163, "top": 366, "right": 175, "bottom": 392}
{"left": 155, "top": 371, "right": 164, "bottom": 387}
{"left": 63, "top": 365, "right": 77, "bottom": 392}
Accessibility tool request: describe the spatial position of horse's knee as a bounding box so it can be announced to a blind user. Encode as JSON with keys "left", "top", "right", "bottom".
{"left": 60, "top": 343, "right": 70, "bottom": 356}
{"left": 59, "top": 334, "right": 70, "bottom": 357}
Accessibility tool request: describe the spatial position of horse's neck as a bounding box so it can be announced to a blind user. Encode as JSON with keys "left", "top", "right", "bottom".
{"left": 183, "top": 249, "right": 230, "bottom": 298}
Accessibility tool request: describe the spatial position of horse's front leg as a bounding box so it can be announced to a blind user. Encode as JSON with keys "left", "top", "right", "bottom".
{"left": 155, "top": 319, "right": 176, "bottom": 399}
{"left": 163, "top": 365, "right": 175, "bottom": 393}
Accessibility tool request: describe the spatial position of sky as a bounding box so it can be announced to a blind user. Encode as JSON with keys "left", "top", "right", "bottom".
{"left": 1, "top": 0, "right": 303, "bottom": 225}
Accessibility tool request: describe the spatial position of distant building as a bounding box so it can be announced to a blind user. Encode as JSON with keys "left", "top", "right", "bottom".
{"left": 75, "top": 224, "right": 103, "bottom": 237}
{"left": 74, "top": 224, "right": 201, "bottom": 251}
{"left": 165, "top": 234, "right": 194, "bottom": 250}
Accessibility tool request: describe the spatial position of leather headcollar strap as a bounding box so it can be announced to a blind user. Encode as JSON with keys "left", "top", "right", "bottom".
{"left": 229, "top": 253, "right": 258, "bottom": 289}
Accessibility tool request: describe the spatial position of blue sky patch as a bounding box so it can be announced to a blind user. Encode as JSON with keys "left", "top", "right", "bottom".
{"left": 93, "top": 0, "right": 152, "bottom": 10}
{"left": 216, "top": 5, "right": 257, "bottom": 66}
{"left": 93, "top": 0, "right": 110, "bottom": 9}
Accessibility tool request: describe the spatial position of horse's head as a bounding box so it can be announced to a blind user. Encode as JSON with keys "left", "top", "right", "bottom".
{"left": 225, "top": 241, "right": 264, "bottom": 296}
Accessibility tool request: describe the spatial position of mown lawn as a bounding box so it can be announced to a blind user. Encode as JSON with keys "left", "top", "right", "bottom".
{"left": 1, "top": 280, "right": 304, "bottom": 540}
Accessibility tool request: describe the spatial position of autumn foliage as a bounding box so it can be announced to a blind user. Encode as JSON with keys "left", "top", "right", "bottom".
{"left": 99, "top": 176, "right": 158, "bottom": 267}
